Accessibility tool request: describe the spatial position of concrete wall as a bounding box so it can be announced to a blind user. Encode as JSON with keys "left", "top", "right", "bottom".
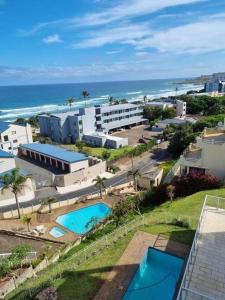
{"left": 138, "top": 169, "right": 163, "bottom": 189}
{"left": 55, "top": 160, "right": 106, "bottom": 187}
{"left": 0, "top": 178, "right": 35, "bottom": 207}
{"left": 0, "top": 157, "right": 16, "bottom": 173}
{"left": 176, "top": 100, "right": 186, "bottom": 117}
{"left": 70, "top": 159, "right": 89, "bottom": 173}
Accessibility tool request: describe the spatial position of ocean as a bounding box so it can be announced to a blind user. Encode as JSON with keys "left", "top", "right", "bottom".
{"left": 0, "top": 79, "right": 202, "bottom": 121}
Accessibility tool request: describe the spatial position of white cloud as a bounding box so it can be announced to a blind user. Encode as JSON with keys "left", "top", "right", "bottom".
{"left": 133, "top": 17, "right": 225, "bottom": 54}
{"left": 72, "top": 23, "right": 151, "bottom": 48}
{"left": 106, "top": 49, "right": 123, "bottom": 55}
{"left": 42, "top": 34, "right": 63, "bottom": 44}
{"left": 19, "top": 0, "right": 205, "bottom": 36}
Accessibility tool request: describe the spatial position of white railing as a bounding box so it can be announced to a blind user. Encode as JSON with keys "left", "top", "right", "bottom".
{"left": 176, "top": 195, "right": 225, "bottom": 300}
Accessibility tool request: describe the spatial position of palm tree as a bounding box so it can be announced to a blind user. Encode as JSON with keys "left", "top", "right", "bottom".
{"left": 66, "top": 97, "right": 75, "bottom": 110}
{"left": 82, "top": 90, "right": 90, "bottom": 108}
{"left": 0, "top": 168, "right": 30, "bottom": 219}
{"left": 46, "top": 196, "right": 56, "bottom": 213}
{"left": 22, "top": 215, "right": 32, "bottom": 232}
{"left": 127, "top": 169, "right": 140, "bottom": 192}
{"left": 93, "top": 176, "right": 106, "bottom": 199}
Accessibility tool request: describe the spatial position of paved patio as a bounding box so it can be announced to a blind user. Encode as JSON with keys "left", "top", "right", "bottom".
{"left": 184, "top": 207, "right": 225, "bottom": 299}
{"left": 93, "top": 231, "right": 190, "bottom": 300}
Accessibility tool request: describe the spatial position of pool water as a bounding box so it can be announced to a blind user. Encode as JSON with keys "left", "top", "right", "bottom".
{"left": 56, "top": 202, "right": 111, "bottom": 235}
{"left": 123, "top": 247, "right": 184, "bottom": 300}
{"left": 49, "top": 226, "right": 66, "bottom": 238}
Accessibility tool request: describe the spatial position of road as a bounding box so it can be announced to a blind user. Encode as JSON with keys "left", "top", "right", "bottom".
{"left": 0, "top": 147, "right": 168, "bottom": 213}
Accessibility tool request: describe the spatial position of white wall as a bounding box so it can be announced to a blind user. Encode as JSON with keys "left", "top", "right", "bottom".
{"left": 0, "top": 157, "right": 16, "bottom": 173}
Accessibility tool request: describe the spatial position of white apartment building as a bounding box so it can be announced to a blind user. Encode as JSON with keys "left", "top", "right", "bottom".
{"left": 145, "top": 99, "right": 186, "bottom": 117}
{"left": 179, "top": 125, "right": 225, "bottom": 180}
{"left": 0, "top": 149, "right": 35, "bottom": 207}
{"left": 0, "top": 121, "right": 33, "bottom": 154}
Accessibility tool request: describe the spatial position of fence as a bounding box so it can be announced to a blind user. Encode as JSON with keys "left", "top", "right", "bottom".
{"left": 0, "top": 182, "right": 133, "bottom": 219}
{"left": 176, "top": 195, "right": 225, "bottom": 300}
{"left": 7, "top": 211, "right": 198, "bottom": 300}
{"left": 163, "top": 159, "right": 181, "bottom": 184}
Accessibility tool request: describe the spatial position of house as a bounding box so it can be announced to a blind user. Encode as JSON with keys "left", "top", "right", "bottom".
{"left": 83, "top": 132, "right": 128, "bottom": 149}
{"left": 0, "top": 121, "right": 33, "bottom": 154}
{"left": 137, "top": 167, "right": 163, "bottom": 189}
{"left": 0, "top": 149, "right": 35, "bottom": 207}
{"left": 39, "top": 103, "right": 146, "bottom": 147}
{"left": 17, "top": 143, "right": 106, "bottom": 187}
{"left": 179, "top": 124, "right": 225, "bottom": 180}
{"left": 151, "top": 117, "right": 196, "bottom": 133}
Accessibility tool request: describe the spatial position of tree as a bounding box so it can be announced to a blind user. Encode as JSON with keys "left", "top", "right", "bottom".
{"left": 46, "top": 196, "right": 56, "bottom": 213}
{"left": 102, "top": 150, "right": 111, "bottom": 170}
{"left": 108, "top": 96, "right": 114, "bottom": 105}
{"left": 15, "top": 118, "right": 26, "bottom": 125}
{"left": 162, "top": 107, "right": 176, "bottom": 119}
{"left": 168, "top": 124, "right": 196, "bottom": 157}
{"left": 66, "top": 97, "right": 75, "bottom": 110}
{"left": 143, "top": 95, "right": 148, "bottom": 103}
{"left": 28, "top": 115, "right": 39, "bottom": 128}
{"left": 22, "top": 215, "right": 32, "bottom": 232}
{"left": 75, "top": 140, "right": 86, "bottom": 151}
{"left": 92, "top": 176, "right": 106, "bottom": 198}
{"left": 82, "top": 90, "right": 90, "bottom": 107}
{"left": 0, "top": 169, "right": 30, "bottom": 219}
{"left": 166, "top": 185, "right": 175, "bottom": 202}
{"left": 127, "top": 169, "right": 140, "bottom": 191}
{"left": 143, "top": 106, "right": 163, "bottom": 121}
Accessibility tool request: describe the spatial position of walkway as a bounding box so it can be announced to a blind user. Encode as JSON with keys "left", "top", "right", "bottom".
{"left": 94, "top": 231, "right": 189, "bottom": 300}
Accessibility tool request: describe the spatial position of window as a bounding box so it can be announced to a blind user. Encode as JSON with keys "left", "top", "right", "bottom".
{"left": 11, "top": 131, "right": 16, "bottom": 135}
{"left": 13, "top": 139, "right": 18, "bottom": 143}
{"left": 4, "top": 135, "right": 9, "bottom": 142}
{"left": 79, "top": 120, "right": 82, "bottom": 125}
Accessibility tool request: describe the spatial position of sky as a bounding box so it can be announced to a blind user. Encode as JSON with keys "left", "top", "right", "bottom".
{"left": 0, "top": 0, "right": 225, "bottom": 85}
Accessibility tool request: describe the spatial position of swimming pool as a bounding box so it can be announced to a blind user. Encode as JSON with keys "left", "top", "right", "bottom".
{"left": 49, "top": 226, "right": 66, "bottom": 238}
{"left": 123, "top": 247, "right": 184, "bottom": 300}
{"left": 56, "top": 202, "right": 111, "bottom": 235}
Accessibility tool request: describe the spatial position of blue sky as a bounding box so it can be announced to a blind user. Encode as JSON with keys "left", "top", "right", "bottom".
{"left": 0, "top": 0, "right": 225, "bottom": 85}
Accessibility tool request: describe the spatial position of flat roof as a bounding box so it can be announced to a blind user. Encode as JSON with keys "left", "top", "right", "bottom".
{"left": 0, "top": 149, "right": 14, "bottom": 158}
{"left": 101, "top": 103, "right": 140, "bottom": 112}
{"left": 21, "top": 143, "right": 88, "bottom": 164}
{"left": 0, "top": 121, "right": 10, "bottom": 133}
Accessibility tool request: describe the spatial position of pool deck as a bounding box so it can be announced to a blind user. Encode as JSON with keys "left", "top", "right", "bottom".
{"left": 93, "top": 231, "right": 190, "bottom": 300}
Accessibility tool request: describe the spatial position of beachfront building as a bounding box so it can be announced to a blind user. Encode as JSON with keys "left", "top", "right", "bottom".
{"left": 179, "top": 124, "right": 225, "bottom": 180}
{"left": 145, "top": 99, "right": 186, "bottom": 117}
{"left": 0, "top": 149, "right": 35, "bottom": 207}
{"left": 204, "top": 79, "right": 225, "bottom": 94}
{"left": 17, "top": 143, "right": 106, "bottom": 187}
{"left": 0, "top": 121, "right": 33, "bottom": 155}
{"left": 39, "top": 103, "right": 145, "bottom": 148}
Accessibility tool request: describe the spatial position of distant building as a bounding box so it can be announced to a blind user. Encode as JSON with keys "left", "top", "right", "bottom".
{"left": 204, "top": 80, "right": 225, "bottom": 93}
{"left": 39, "top": 103, "right": 146, "bottom": 147}
{"left": 0, "top": 121, "right": 33, "bottom": 154}
{"left": 0, "top": 149, "right": 35, "bottom": 207}
{"left": 83, "top": 132, "right": 128, "bottom": 149}
{"left": 145, "top": 99, "right": 186, "bottom": 117}
{"left": 18, "top": 143, "right": 106, "bottom": 187}
{"left": 137, "top": 167, "right": 163, "bottom": 189}
{"left": 152, "top": 117, "right": 196, "bottom": 133}
{"left": 179, "top": 124, "right": 225, "bottom": 180}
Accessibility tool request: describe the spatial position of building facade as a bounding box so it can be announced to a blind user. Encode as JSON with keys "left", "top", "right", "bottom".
{"left": 179, "top": 126, "right": 225, "bottom": 180}
{"left": 204, "top": 80, "right": 225, "bottom": 93}
{"left": 18, "top": 143, "right": 106, "bottom": 187}
{"left": 0, "top": 121, "right": 33, "bottom": 154}
{"left": 39, "top": 103, "right": 145, "bottom": 146}
{"left": 145, "top": 99, "right": 186, "bottom": 117}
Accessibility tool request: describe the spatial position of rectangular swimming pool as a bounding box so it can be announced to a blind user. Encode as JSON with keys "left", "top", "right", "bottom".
{"left": 123, "top": 247, "right": 184, "bottom": 300}
{"left": 56, "top": 202, "right": 111, "bottom": 235}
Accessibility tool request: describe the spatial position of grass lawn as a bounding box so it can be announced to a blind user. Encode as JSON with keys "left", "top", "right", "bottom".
{"left": 62, "top": 144, "right": 133, "bottom": 161}
{"left": 7, "top": 187, "right": 225, "bottom": 300}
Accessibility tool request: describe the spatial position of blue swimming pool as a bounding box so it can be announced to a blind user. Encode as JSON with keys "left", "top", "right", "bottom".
{"left": 123, "top": 247, "right": 184, "bottom": 300}
{"left": 56, "top": 203, "right": 111, "bottom": 235}
{"left": 49, "top": 226, "right": 66, "bottom": 238}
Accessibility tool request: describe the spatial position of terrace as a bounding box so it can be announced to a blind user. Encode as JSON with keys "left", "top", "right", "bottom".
{"left": 177, "top": 195, "right": 225, "bottom": 299}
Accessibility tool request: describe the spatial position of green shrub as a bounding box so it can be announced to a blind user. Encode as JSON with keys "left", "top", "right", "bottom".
{"left": 169, "top": 218, "right": 190, "bottom": 228}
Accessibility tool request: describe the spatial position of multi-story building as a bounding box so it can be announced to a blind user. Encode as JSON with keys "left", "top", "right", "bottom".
{"left": 39, "top": 103, "right": 145, "bottom": 147}
{"left": 204, "top": 80, "right": 225, "bottom": 93}
{"left": 0, "top": 121, "right": 33, "bottom": 154}
{"left": 179, "top": 125, "right": 225, "bottom": 179}
{"left": 145, "top": 99, "right": 186, "bottom": 117}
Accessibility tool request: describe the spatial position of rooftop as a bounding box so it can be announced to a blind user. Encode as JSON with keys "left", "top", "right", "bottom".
{"left": 0, "top": 121, "right": 10, "bottom": 133}
{"left": 0, "top": 149, "right": 14, "bottom": 158}
{"left": 101, "top": 103, "right": 140, "bottom": 112}
{"left": 20, "top": 143, "right": 88, "bottom": 163}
